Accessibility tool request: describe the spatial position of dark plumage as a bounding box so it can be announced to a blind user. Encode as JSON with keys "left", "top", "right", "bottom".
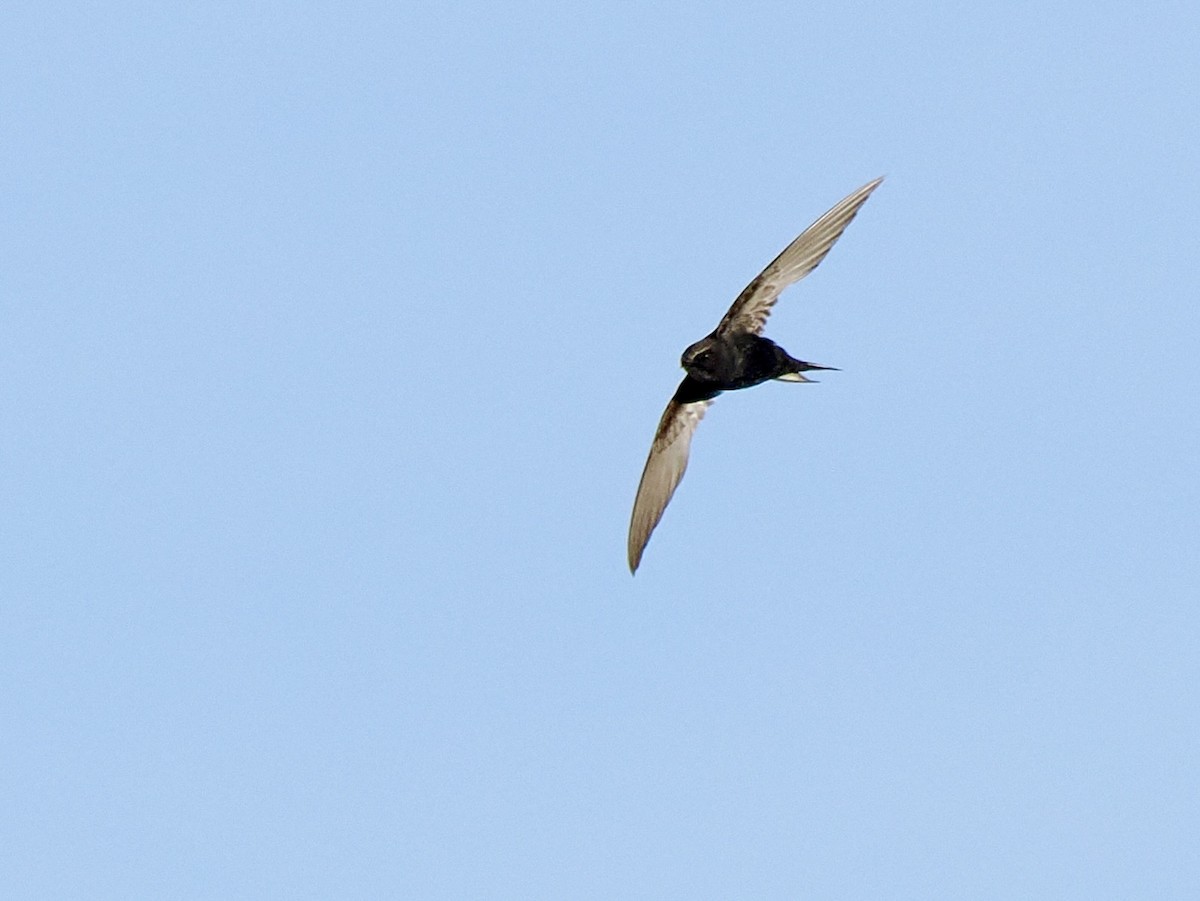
{"left": 627, "top": 177, "right": 883, "bottom": 573}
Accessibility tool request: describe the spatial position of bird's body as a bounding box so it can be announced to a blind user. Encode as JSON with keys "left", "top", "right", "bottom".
{"left": 627, "top": 177, "right": 883, "bottom": 573}
{"left": 681, "top": 332, "right": 833, "bottom": 392}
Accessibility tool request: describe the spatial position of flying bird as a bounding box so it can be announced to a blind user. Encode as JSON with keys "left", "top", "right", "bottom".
{"left": 627, "top": 177, "right": 883, "bottom": 573}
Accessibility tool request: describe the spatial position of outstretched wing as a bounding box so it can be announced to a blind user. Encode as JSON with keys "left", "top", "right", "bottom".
{"left": 715, "top": 176, "right": 884, "bottom": 337}
{"left": 627, "top": 386, "right": 713, "bottom": 573}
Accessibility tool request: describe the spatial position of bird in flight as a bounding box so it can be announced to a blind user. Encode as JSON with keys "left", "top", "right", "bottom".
{"left": 627, "top": 177, "right": 883, "bottom": 573}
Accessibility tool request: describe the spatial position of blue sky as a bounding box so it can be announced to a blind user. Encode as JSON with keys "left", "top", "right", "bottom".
{"left": 3, "top": 2, "right": 1198, "bottom": 897}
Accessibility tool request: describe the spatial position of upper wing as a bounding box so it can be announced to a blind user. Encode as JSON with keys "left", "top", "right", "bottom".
{"left": 715, "top": 176, "right": 884, "bottom": 337}
{"left": 627, "top": 387, "right": 712, "bottom": 573}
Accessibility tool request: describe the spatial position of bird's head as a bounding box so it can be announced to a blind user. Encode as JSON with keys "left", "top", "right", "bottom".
{"left": 681, "top": 337, "right": 721, "bottom": 380}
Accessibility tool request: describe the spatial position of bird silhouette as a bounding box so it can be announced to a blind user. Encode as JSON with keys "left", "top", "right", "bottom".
{"left": 627, "top": 177, "right": 883, "bottom": 573}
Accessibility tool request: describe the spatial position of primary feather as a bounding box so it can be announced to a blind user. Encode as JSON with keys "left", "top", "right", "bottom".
{"left": 715, "top": 176, "right": 883, "bottom": 338}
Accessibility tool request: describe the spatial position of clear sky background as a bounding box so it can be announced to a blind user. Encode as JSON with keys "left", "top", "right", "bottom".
{"left": 3, "top": 2, "right": 1198, "bottom": 898}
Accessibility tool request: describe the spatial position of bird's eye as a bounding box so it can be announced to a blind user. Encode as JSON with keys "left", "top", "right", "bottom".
{"left": 696, "top": 350, "right": 712, "bottom": 364}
